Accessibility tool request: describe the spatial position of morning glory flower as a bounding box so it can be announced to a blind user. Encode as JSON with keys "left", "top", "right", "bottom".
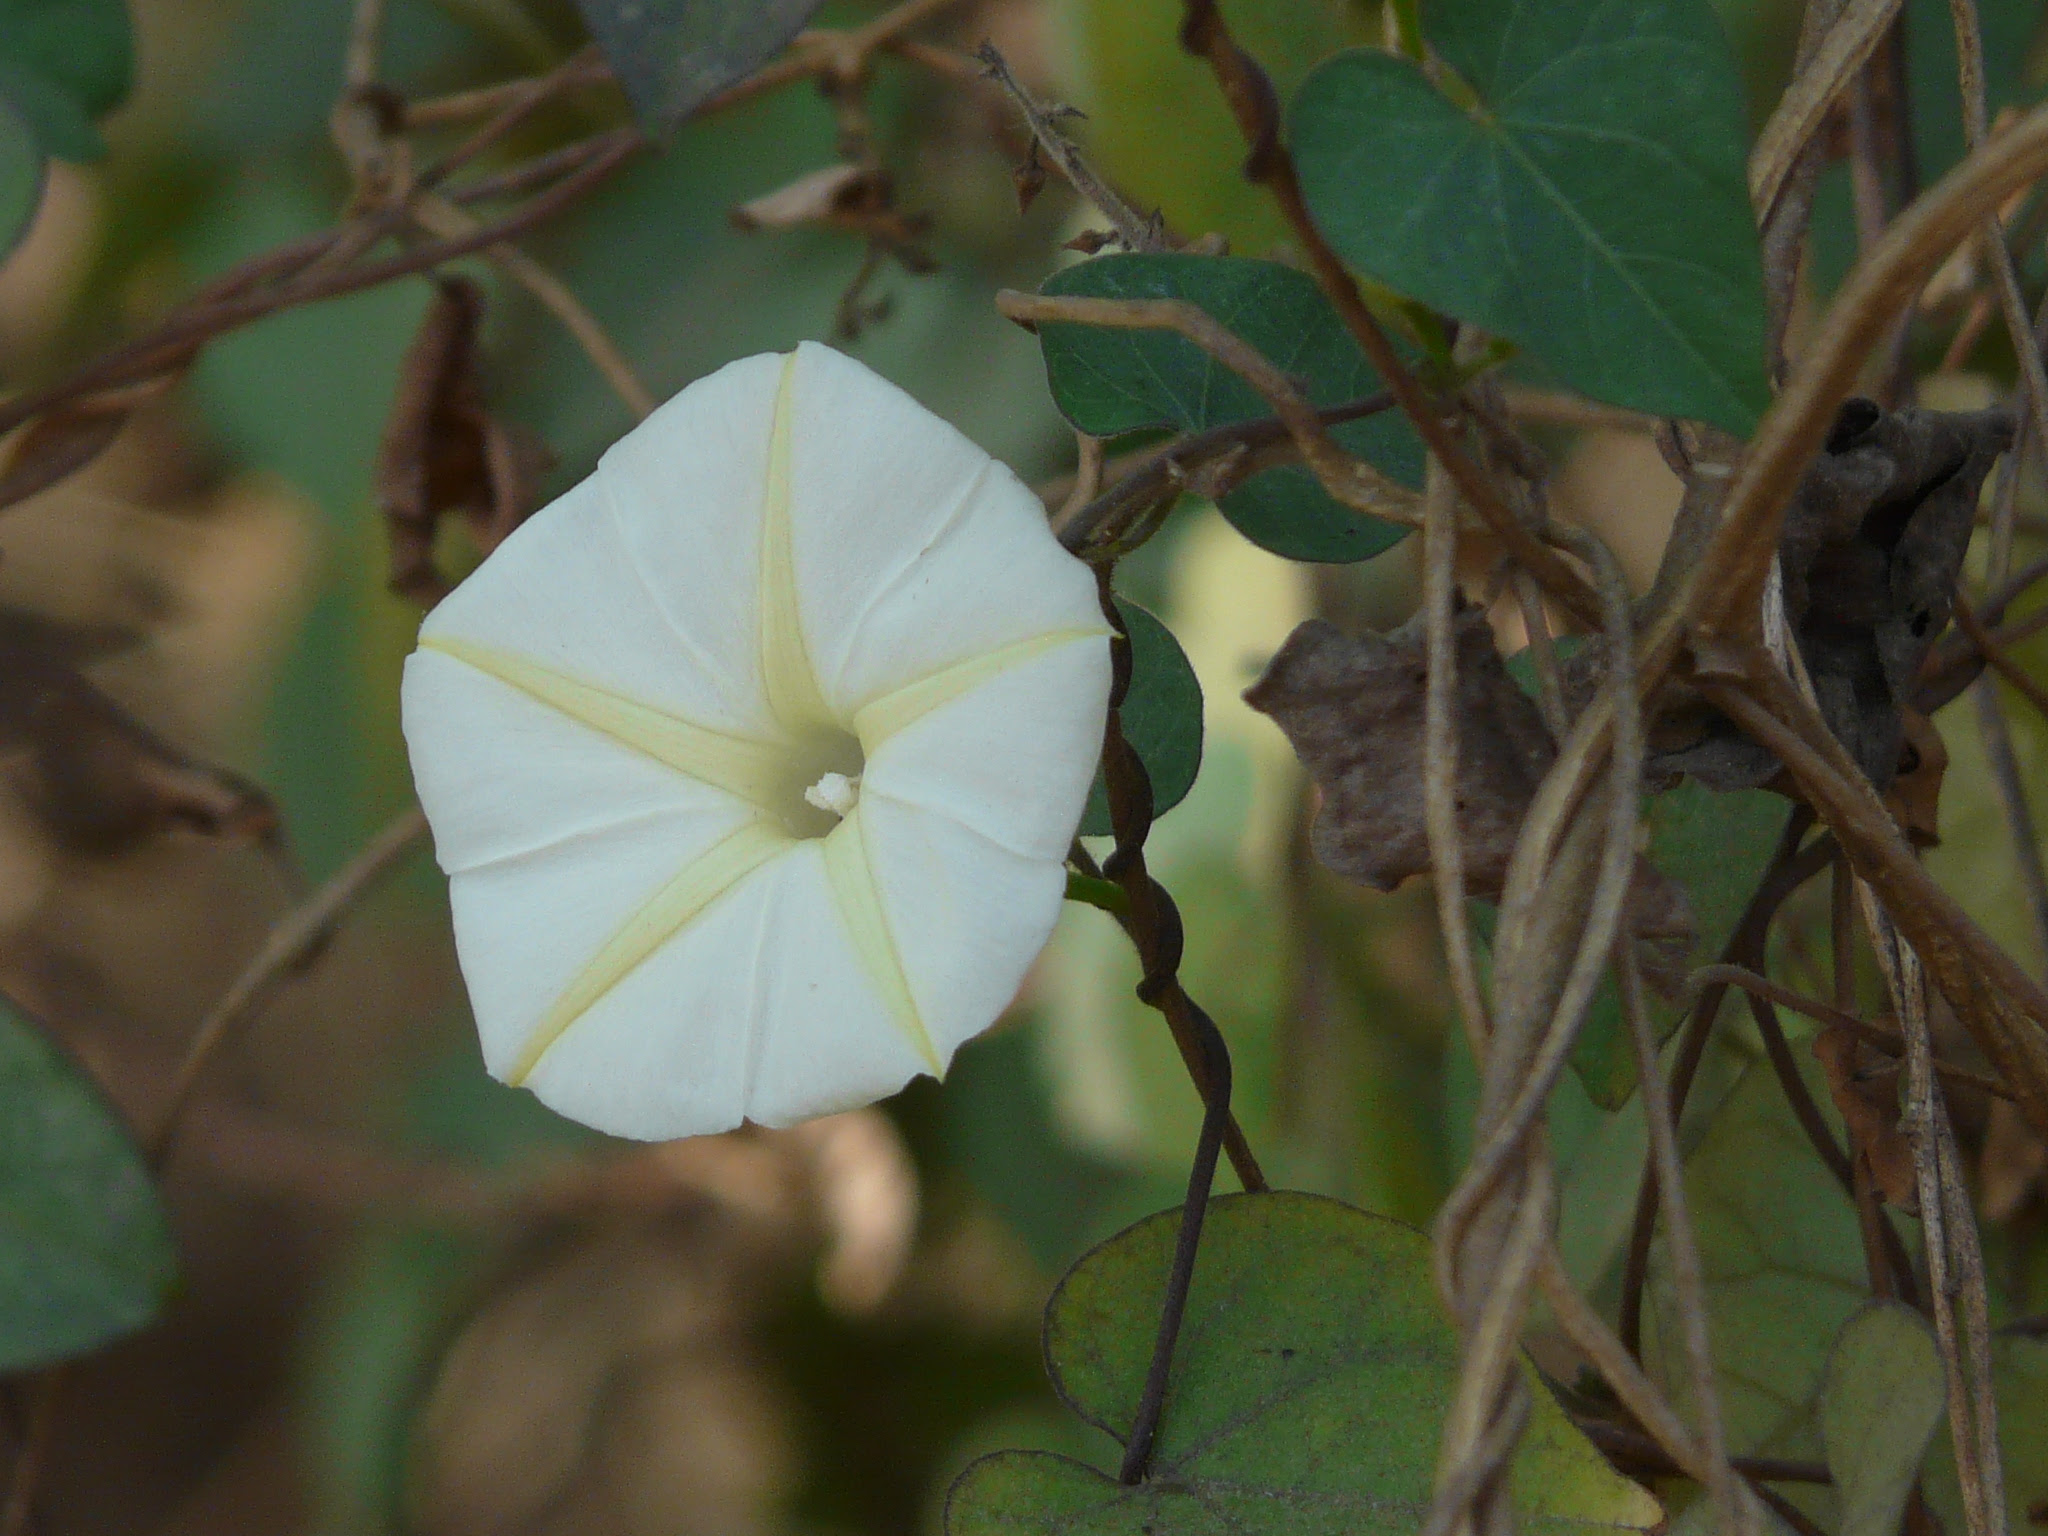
{"left": 400, "top": 343, "right": 1111, "bottom": 1140}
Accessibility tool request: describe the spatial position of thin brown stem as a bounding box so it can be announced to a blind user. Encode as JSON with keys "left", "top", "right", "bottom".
{"left": 995, "top": 290, "right": 1422, "bottom": 530}
{"left": 1691, "top": 962, "right": 2015, "bottom": 1099}
{"left": 1695, "top": 656, "right": 2048, "bottom": 1146}
{"left": 1423, "top": 457, "right": 1492, "bottom": 1053}
{"left": 409, "top": 190, "right": 655, "bottom": 418}
{"left": 1054, "top": 392, "right": 1397, "bottom": 557}
{"left": 148, "top": 807, "right": 429, "bottom": 1161}
{"left": 976, "top": 44, "right": 1166, "bottom": 252}
{"left": 1618, "top": 815, "right": 1831, "bottom": 1355}
{"left": 1619, "top": 952, "right": 1742, "bottom": 1532}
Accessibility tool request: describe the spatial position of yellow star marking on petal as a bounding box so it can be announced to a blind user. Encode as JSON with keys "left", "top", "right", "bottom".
{"left": 760, "top": 352, "right": 832, "bottom": 732}
{"left": 420, "top": 636, "right": 791, "bottom": 815}
{"left": 508, "top": 817, "right": 789, "bottom": 1084}
{"left": 820, "top": 808, "right": 941, "bottom": 1074}
{"left": 851, "top": 627, "right": 1110, "bottom": 749}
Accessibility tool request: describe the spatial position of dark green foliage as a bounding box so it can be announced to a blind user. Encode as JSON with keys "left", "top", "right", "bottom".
{"left": 0, "top": 995, "right": 175, "bottom": 1371}
{"left": 1081, "top": 598, "right": 1202, "bottom": 836}
{"left": 1037, "top": 254, "right": 1423, "bottom": 562}
{"left": 570, "top": 0, "right": 823, "bottom": 131}
{"left": 1290, "top": 0, "right": 1768, "bottom": 433}
{"left": 946, "top": 1192, "right": 1659, "bottom": 1535}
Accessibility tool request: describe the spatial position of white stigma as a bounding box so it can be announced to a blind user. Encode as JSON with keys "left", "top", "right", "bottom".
{"left": 804, "top": 771, "right": 860, "bottom": 818}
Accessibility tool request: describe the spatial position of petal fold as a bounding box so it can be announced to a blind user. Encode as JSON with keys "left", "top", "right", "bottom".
{"left": 859, "top": 636, "right": 1111, "bottom": 860}
{"left": 419, "top": 474, "right": 764, "bottom": 738}
{"left": 782, "top": 342, "right": 1107, "bottom": 718}
{"left": 742, "top": 841, "right": 934, "bottom": 1127}
{"left": 857, "top": 791, "right": 1069, "bottom": 1068}
{"left": 401, "top": 647, "right": 748, "bottom": 874}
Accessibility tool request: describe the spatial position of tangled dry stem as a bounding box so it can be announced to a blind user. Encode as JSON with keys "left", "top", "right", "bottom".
{"left": 1145, "top": 0, "right": 2048, "bottom": 1528}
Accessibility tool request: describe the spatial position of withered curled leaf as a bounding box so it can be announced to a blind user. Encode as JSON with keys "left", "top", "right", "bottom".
{"left": 730, "top": 164, "right": 936, "bottom": 273}
{"left": 1656, "top": 399, "right": 2012, "bottom": 792}
{"left": 1813, "top": 1024, "right": 1918, "bottom": 1210}
{"left": 0, "top": 608, "right": 276, "bottom": 851}
{"left": 376, "top": 278, "right": 551, "bottom": 606}
{"left": 1246, "top": 610, "right": 1549, "bottom": 896}
{"left": 1245, "top": 607, "right": 1693, "bottom": 974}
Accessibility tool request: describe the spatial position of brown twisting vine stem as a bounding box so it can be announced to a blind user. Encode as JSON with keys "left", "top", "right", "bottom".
{"left": 1081, "top": 567, "right": 1264, "bottom": 1485}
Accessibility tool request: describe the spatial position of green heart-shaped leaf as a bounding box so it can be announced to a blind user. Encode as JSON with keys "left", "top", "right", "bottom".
{"left": 1823, "top": 1302, "right": 1947, "bottom": 1536}
{"left": 0, "top": 89, "right": 44, "bottom": 261}
{"left": 0, "top": 0, "right": 132, "bottom": 162}
{"left": 1038, "top": 254, "right": 1423, "bottom": 563}
{"left": 1081, "top": 598, "right": 1202, "bottom": 837}
{"left": 570, "top": 0, "right": 822, "bottom": 133}
{"left": 1290, "top": 0, "right": 1768, "bottom": 433}
{"left": 946, "top": 1191, "right": 1661, "bottom": 1535}
{"left": 1644, "top": 1058, "right": 1867, "bottom": 1458}
{"left": 0, "top": 994, "right": 176, "bottom": 1371}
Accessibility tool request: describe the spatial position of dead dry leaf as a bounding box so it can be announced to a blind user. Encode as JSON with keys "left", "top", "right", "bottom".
{"left": 0, "top": 607, "right": 277, "bottom": 851}
{"left": 1814, "top": 1024, "right": 1918, "bottom": 1210}
{"left": 1982, "top": 1096, "right": 2048, "bottom": 1222}
{"left": 1657, "top": 399, "right": 2012, "bottom": 792}
{"left": 376, "top": 277, "right": 550, "bottom": 605}
{"left": 1245, "top": 606, "right": 1694, "bottom": 973}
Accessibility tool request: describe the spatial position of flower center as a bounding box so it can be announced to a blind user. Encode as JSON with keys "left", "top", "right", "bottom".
{"left": 804, "top": 771, "right": 859, "bottom": 818}
{"left": 778, "top": 727, "right": 865, "bottom": 838}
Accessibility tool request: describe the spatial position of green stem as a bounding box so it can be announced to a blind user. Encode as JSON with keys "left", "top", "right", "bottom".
{"left": 1065, "top": 868, "right": 1131, "bottom": 917}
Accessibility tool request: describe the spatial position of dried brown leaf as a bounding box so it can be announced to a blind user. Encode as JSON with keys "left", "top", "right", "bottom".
{"left": 0, "top": 370, "right": 190, "bottom": 514}
{"left": 730, "top": 163, "right": 874, "bottom": 230}
{"left": 1981, "top": 1096, "right": 2047, "bottom": 1222}
{"left": 729, "top": 163, "right": 935, "bottom": 271}
{"left": 1012, "top": 142, "right": 1049, "bottom": 214}
{"left": 1658, "top": 399, "right": 2013, "bottom": 791}
{"left": 0, "top": 608, "right": 276, "bottom": 851}
{"left": 1885, "top": 707, "right": 1947, "bottom": 847}
{"left": 376, "top": 277, "right": 550, "bottom": 605}
{"left": 1245, "top": 607, "right": 1693, "bottom": 967}
{"left": 1814, "top": 1023, "right": 1918, "bottom": 1209}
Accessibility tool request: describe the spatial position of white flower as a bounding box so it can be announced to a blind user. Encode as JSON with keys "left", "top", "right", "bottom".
{"left": 400, "top": 343, "right": 1111, "bottom": 1140}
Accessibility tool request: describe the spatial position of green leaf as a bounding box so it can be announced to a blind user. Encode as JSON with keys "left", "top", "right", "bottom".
{"left": 0, "top": 994, "right": 175, "bottom": 1371}
{"left": 0, "top": 0, "right": 132, "bottom": 161}
{"left": 0, "top": 88, "right": 43, "bottom": 260}
{"left": 1289, "top": 0, "right": 1769, "bottom": 434}
{"left": 946, "top": 1191, "right": 1662, "bottom": 1536}
{"left": 1081, "top": 598, "right": 1202, "bottom": 837}
{"left": 1573, "top": 782, "right": 1788, "bottom": 1107}
{"left": 1038, "top": 254, "right": 1423, "bottom": 563}
{"left": 570, "top": 0, "right": 821, "bottom": 133}
{"left": 1822, "top": 1302, "right": 1947, "bottom": 1536}
{"left": 1644, "top": 1057, "right": 1871, "bottom": 1459}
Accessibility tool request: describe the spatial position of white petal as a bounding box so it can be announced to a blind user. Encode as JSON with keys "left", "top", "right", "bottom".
{"left": 744, "top": 840, "right": 933, "bottom": 1128}
{"left": 420, "top": 382, "right": 775, "bottom": 739}
{"left": 594, "top": 350, "right": 788, "bottom": 728}
{"left": 858, "top": 637, "right": 1111, "bottom": 860}
{"left": 446, "top": 805, "right": 763, "bottom": 1108}
{"left": 856, "top": 791, "right": 1068, "bottom": 1065}
{"left": 401, "top": 648, "right": 749, "bottom": 875}
{"left": 511, "top": 840, "right": 783, "bottom": 1140}
{"left": 782, "top": 342, "right": 1107, "bottom": 716}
